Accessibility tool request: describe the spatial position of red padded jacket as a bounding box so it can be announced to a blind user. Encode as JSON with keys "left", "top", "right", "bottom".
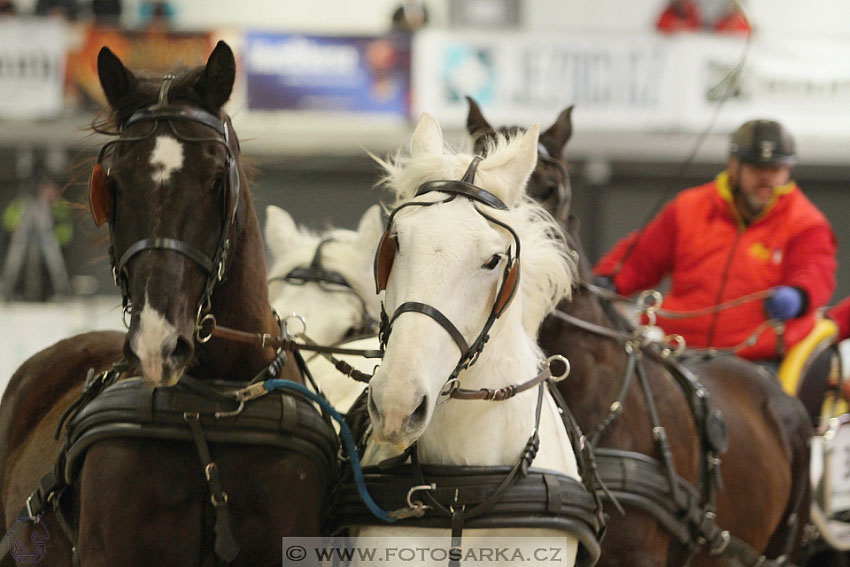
{"left": 594, "top": 172, "right": 837, "bottom": 360}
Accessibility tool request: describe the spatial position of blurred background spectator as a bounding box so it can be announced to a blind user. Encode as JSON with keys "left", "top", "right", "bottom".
{"left": 713, "top": 1, "right": 750, "bottom": 33}
{"left": 391, "top": 0, "right": 428, "bottom": 33}
{"left": 34, "top": 0, "right": 78, "bottom": 20}
{"left": 655, "top": 0, "right": 703, "bottom": 33}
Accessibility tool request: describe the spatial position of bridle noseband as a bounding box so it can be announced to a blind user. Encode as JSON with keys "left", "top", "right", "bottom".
{"left": 91, "top": 75, "right": 241, "bottom": 337}
{"left": 375, "top": 156, "right": 522, "bottom": 395}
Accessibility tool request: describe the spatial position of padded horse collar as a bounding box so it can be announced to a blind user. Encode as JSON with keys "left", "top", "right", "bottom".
{"left": 375, "top": 156, "right": 522, "bottom": 393}
{"left": 91, "top": 74, "right": 241, "bottom": 335}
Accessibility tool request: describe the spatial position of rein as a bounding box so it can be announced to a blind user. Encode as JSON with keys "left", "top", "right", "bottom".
{"left": 209, "top": 320, "right": 571, "bottom": 401}
{"left": 554, "top": 284, "right": 797, "bottom": 564}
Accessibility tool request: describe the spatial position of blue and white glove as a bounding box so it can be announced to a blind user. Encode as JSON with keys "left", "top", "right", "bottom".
{"left": 765, "top": 286, "right": 804, "bottom": 320}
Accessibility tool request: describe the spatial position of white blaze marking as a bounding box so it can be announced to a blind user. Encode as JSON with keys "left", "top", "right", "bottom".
{"left": 150, "top": 135, "right": 184, "bottom": 184}
{"left": 130, "top": 293, "right": 176, "bottom": 385}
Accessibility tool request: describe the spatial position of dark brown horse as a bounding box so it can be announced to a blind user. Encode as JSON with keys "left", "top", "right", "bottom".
{"left": 467, "top": 98, "right": 812, "bottom": 566}
{"left": 0, "top": 42, "right": 335, "bottom": 566}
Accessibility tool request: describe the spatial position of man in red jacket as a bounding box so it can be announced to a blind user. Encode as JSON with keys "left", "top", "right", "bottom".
{"left": 594, "top": 119, "right": 837, "bottom": 364}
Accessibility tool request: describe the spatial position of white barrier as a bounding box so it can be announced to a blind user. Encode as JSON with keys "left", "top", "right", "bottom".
{"left": 0, "top": 297, "right": 124, "bottom": 396}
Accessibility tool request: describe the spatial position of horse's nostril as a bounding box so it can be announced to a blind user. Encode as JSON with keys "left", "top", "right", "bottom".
{"left": 409, "top": 395, "right": 429, "bottom": 428}
{"left": 123, "top": 340, "right": 140, "bottom": 367}
{"left": 163, "top": 334, "right": 194, "bottom": 368}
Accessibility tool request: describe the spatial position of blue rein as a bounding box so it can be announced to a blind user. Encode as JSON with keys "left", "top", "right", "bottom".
{"left": 261, "top": 379, "right": 396, "bottom": 523}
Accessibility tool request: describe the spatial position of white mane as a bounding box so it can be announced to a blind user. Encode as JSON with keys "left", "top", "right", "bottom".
{"left": 374, "top": 117, "right": 576, "bottom": 336}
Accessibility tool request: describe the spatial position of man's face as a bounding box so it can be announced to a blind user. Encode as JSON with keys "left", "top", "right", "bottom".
{"left": 728, "top": 156, "right": 792, "bottom": 219}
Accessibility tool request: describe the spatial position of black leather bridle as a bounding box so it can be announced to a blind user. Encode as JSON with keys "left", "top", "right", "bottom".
{"left": 267, "top": 237, "right": 379, "bottom": 337}
{"left": 95, "top": 75, "right": 241, "bottom": 337}
{"left": 376, "top": 157, "right": 522, "bottom": 397}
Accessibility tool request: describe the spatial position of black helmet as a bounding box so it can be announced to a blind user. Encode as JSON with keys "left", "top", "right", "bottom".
{"left": 729, "top": 119, "right": 796, "bottom": 166}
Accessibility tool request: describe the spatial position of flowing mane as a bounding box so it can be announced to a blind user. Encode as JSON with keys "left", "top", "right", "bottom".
{"left": 375, "top": 127, "right": 577, "bottom": 336}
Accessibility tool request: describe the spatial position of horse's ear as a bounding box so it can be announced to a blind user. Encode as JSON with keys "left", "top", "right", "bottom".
{"left": 356, "top": 204, "right": 385, "bottom": 246}
{"left": 264, "top": 205, "right": 298, "bottom": 258}
{"left": 541, "top": 105, "right": 574, "bottom": 155}
{"left": 97, "top": 46, "right": 135, "bottom": 109}
{"left": 410, "top": 113, "right": 443, "bottom": 156}
{"left": 195, "top": 40, "right": 235, "bottom": 109}
{"left": 465, "top": 96, "right": 495, "bottom": 139}
{"left": 498, "top": 123, "right": 540, "bottom": 206}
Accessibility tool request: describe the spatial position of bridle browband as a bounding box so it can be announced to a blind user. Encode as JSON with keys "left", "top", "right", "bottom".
{"left": 377, "top": 156, "right": 522, "bottom": 397}
{"left": 95, "top": 74, "right": 241, "bottom": 335}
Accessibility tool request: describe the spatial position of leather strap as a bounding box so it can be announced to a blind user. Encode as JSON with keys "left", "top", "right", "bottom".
{"left": 117, "top": 237, "right": 215, "bottom": 275}
{"left": 184, "top": 413, "right": 240, "bottom": 563}
{"left": 388, "top": 301, "right": 469, "bottom": 357}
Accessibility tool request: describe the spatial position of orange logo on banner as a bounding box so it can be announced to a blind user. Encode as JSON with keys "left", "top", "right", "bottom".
{"left": 67, "top": 25, "right": 212, "bottom": 109}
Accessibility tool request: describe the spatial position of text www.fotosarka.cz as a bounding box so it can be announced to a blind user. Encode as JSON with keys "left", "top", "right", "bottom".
{"left": 282, "top": 536, "right": 574, "bottom": 566}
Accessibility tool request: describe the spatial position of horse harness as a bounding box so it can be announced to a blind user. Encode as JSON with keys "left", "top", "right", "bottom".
{"left": 556, "top": 295, "right": 800, "bottom": 567}
{"left": 327, "top": 159, "right": 604, "bottom": 566}
{"left": 267, "top": 237, "right": 379, "bottom": 340}
{"left": 1, "top": 361, "right": 339, "bottom": 567}
{"left": 89, "top": 74, "right": 241, "bottom": 338}
{"left": 331, "top": 379, "right": 604, "bottom": 567}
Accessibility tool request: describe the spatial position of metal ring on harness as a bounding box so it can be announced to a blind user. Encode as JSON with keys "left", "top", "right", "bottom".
{"left": 284, "top": 314, "right": 308, "bottom": 337}
{"left": 439, "top": 378, "right": 461, "bottom": 403}
{"left": 661, "top": 334, "right": 686, "bottom": 358}
{"left": 637, "top": 289, "right": 663, "bottom": 326}
{"left": 546, "top": 354, "right": 571, "bottom": 382}
{"left": 407, "top": 483, "right": 436, "bottom": 509}
{"left": 196, "top": 313, "right": 217, "bottom": 343}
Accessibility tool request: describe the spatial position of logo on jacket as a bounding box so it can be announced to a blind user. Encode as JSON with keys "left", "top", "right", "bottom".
{"left": 749, "top": 242, "right": 782, "bottom": 265}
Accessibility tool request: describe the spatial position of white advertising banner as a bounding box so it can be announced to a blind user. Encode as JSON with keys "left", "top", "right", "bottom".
{"left": 413, "top": 29, "right": 850, "bottom": 148}
{"left": 0, "top": 19, "right": 67, "bottom": 119}
{"left": 678, "top": 34, "right": 850, "bottom": 137}
{"left": 413, "top": 30, "right": 681, "bottom": 131}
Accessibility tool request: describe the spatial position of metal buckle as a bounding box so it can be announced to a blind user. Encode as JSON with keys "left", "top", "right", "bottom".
{"left": 388, "top": 484, "right": 435, "bottom": 520}
{"left": 233, "top": 382, "right": 269, "bottom": 403}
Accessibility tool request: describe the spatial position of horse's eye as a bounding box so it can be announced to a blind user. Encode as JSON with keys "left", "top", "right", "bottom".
{"left": 483, "top": 254, "right": 501, "bottom": 270}
{"left": 210, "top": 174, "right": 224, "bottom": 193}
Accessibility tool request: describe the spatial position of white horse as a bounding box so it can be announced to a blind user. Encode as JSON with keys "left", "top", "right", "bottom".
{"left": 265, "top": 204, "right": 381, "bottom": 412}
{"left": 355, "top": 113, "right": 585, "bottom": 564}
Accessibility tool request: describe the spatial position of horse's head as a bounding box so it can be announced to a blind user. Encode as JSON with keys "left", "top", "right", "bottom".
{"left": 91, "top": 41, "right": 244, "bottom": 387}
{"left": 466, "top": 96, "right": 574, "bottom": 222}
{"left": 367, "top": 113, "right": 575, "bottom": 449}
{"left": 265, "top": 204, "right": 384, "bottom": 345}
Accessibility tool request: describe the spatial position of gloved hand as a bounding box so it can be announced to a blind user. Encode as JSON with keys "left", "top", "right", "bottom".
{"left": 765, "top": 286, "right": 804, "bottom": 320}
{"left": 592, "top": 275, "right": 617, "bottom": 293}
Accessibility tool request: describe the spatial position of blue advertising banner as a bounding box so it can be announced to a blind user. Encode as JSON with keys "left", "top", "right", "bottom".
{"left": 244, "top": 32, "right": 411, "bottom": 116}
